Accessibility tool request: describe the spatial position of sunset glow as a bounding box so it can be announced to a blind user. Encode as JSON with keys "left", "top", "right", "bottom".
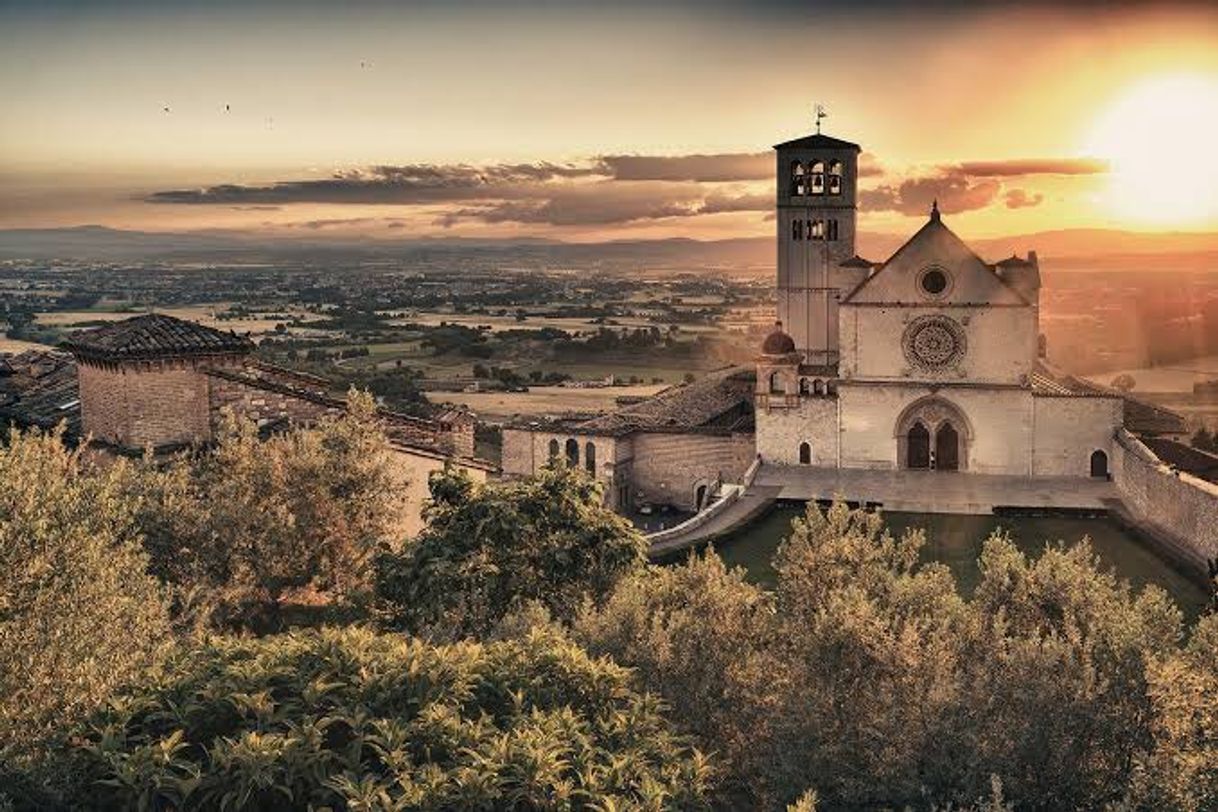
{"left": 2, "top": 1, "right": 1217, "bottom": 241}
{"left": 1085, "top": 73, "right": 1218, "bottom": 227}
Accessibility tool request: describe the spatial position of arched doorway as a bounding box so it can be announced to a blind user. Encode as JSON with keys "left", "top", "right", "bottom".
{"left": 799, "top": 441, "right": 812, "bottom": 465}
{"left": 1090, "top": 449, "right": 1109, "bottom": 479}
{"left": 936, "top": 422, "right": 960, "bottom": 471}
{"left": 565, "top": 438, "right": 579, "bottom": 467}
{"left": 907, "top": 422, "right": 930, "bottom": 469}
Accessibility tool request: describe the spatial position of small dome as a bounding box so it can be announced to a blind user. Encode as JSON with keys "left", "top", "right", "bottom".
{"left": 761, "top": 322, "right": 796, "bottom": 355}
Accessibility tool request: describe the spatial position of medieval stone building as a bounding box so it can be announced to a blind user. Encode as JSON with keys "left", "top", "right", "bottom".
{"left": 2, "top": 313, "right": 490, "bottom": 535}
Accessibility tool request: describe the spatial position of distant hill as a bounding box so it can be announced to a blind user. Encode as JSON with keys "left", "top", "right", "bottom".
{"left": 2, "top": 225, "right": 1216, "bottom": 273}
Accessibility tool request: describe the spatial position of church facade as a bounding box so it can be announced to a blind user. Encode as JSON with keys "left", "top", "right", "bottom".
{"left": 756, "top": 131, "right": 1124, "bottom": 478}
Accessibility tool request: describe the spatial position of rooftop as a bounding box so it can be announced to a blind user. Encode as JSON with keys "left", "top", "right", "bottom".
{"left": 63, "top": 313, "right": 255, "bottom": 362}
{"left": 511, "top": 366, "right": 756, "bottom": 438}
{"left": 773, "top": 132, "right": 861, "bottom": 151}
{"left": 0, "top": 349, "right": 81, "bottom": 438}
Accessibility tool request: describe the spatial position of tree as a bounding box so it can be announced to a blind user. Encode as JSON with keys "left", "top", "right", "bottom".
{"left": 376, "top": 465, "right": 647, "bottom": 637}
{"left": 0, "top": 427, "right": 172, "bottom": 770}
{"left": 577, "top": 502, "right": 1192, "bottom": 810}
{"left": 135, "top": 391, "right": 402, "bottom": 631}
{"left": 56, "top": 626, "right": 713, "bottom": 811}
{"left": 1133, "top": 612, "right": 1218, "bottom": 810}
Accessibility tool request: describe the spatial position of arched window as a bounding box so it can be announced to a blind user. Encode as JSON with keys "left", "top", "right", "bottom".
{"left": 813, "top": 379, "right": 824, "bottom": 395}
{"left": 828, "top": 161, "right": 843, "bottom": 195}
{"left": 565, "top": 438, "right": 579, "bottom": 467}
{"left": 810, "top": 161, "right": 825, "bottom": 195}
{"left": 810, "top": 219, "right": 825, "bottom": 240}
{"left": 826, "top": 219, "right": 839, "bottom": 241}
{"left": 799, "top": 378, "right": 810, "bottom": 395}
{"left": 791, "top": 161, "right": 806, "bottom": 196}
{"left": 585, "top": 441, "right": 596, "bottom": 475}
{"left": 799, "top": 442, "right": 812, "bottom": 465}
{"left": 769, "top": 371, "right": 784, "bottom": 394}
{"left": 792, "top": 219, "right": 802, "bottom": 241}
{"left": 935, "top": 422, "right": 960, "bottom": 471}
{"left": 907, "top": 422, "right": 930, "bottom": 469}
{"left": 548, "top": 438, "right": 559, "bottom": 459}
{"left": 1090, "top": 449, "right": 1109, "bottom": 479}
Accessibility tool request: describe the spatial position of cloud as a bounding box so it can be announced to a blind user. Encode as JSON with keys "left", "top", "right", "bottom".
{"left": 148, "top": 162, "right": 597, "bottom": 206}
{"left": 954, "top": 158, "right": 1108, "bottom": 177}
{"left": 697, "top": 191, "right": 770, "bottom": 214}
{"left": 596, "top": 152, "right": 771, "bottom": 182}
{"left": 436, "top": 181, "right": 706, "bottom": 226}
{"left": 1004, "top": 188, "right": 1045, "bottom": 209}
{"left": 861, "top": 175, "right": 1001, "bottom": 216}
{"left": 859, "top": 156, "right": 1101, "bottom": 216}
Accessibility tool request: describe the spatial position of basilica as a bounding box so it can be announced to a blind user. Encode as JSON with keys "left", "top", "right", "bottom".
{"left": 502, "top": 127, "right": 1176, "bottom": 513}
{"left": 756, "top": 130, "right": 1126, "bottom": 478}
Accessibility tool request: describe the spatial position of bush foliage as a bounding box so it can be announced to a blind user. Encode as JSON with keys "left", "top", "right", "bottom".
{"left": 576, "top": 502, "right": 1215, "bottom": 810}
{"left": 59, "top": 626, "right": 712, "bottom": 811}
{"left": 375, "top": 465, "right": 647, "bottom": 637}
{"left": 135, "top": 391, "right": 402, "bottom": 631}
{"left": 0, "top": 428, "right": 172, "bottom": 767}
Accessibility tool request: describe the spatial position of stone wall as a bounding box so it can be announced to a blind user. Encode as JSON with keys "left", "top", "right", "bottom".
{"left": 1113, "top": 429, "right": 1218, "bottom": 569}
{"left": 207, "top": 369, "right": 339, "bottom": 429}
{"left": 1032, "top": 395, "right": 1123, "bottom": 477}
{"left": 386, "top": 444, "right": 490, "bottom": 538}
{"left": 837, "top": 384, "right": 1036, "bottom": 473}
{"left": 78, "top": 357, "right": 238, "bottom": 449}
{"left": 756, "top": 395, "right": 839, "bottom": 466}
{"left": 840, "top": 304, "right": 1037, "bottom": 386}
{"left": 630, "top": 432, "right": 755, "bottom": 511}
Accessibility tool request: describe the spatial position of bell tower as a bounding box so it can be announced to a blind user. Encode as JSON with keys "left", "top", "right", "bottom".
{"left": 774, "top": 119, "right": 861, "bottom": 366}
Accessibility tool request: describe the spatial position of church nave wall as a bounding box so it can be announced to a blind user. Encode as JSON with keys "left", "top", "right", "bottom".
{"left": 1032, "top": 395, "right": 1123, "bottom": 477}
{"left": 756, "top": 397, "right": 839, "bottom": 466}
{"left": 836, "top": 385, "right": 1035, "bottom": 474}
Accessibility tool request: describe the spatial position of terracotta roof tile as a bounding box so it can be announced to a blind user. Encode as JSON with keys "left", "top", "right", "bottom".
{"left": 64, "top": 313, "right": 254, "bottom": 361}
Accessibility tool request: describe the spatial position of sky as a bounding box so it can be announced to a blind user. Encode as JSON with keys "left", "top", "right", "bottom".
{"left": 2, "top": 0, "right": 1217, "bottom": 244}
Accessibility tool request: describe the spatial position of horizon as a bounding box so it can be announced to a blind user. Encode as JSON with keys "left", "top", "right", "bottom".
{"left": 3, "top": 0, "right": 1217, "bottom": 247}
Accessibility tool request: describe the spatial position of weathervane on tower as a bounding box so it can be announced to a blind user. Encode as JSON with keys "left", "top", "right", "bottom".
{"left": 814, "top": 103, "right": 827, "bottom": 134}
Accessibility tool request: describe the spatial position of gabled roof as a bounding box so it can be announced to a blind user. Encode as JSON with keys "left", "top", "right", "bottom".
{"left": 773, "top": 132, "right": 861, "bottom": 151}
{"left": 63, "top": 313, "right": 254, "bottom": 362}
{"left": 841, "top": 212, "right": 1030, "bottom": 305}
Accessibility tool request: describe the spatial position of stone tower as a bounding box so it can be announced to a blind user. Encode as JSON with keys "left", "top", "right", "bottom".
{"left": 774, "top": 130, "right": 864, "bottom": 366}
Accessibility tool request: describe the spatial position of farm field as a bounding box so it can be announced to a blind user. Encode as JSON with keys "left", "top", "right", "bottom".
{"left": 35, "top": 305, "right": 322, "bottom": 335}
{"left": 434, "top": 384, "right": 669, "bottom": 421}
{"left": 0, "top": 336, "right": 52, "bottom": 353}
{"left": 383, "top": 311, "right": 719, "bottom": 335}
{"left": 1084, "top": 354, "right": 1218, "bottom": 393}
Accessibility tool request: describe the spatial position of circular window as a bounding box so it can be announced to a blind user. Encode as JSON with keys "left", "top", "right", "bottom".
{"left": 920, "top": 269, "right": 948, "bottom": 296}
{"left": 902, "top": 315, "right": 967, "bottom": 371}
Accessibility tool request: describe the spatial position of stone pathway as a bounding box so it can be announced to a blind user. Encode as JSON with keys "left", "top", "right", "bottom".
{"left": 648, "top": 484, "right": 782, "bottom": 559}
{"left": 647, "top": 465, "right": 1122, "bottom": 559}
{"left": 754, "top": 465, "right": 1119, "bottom": 515}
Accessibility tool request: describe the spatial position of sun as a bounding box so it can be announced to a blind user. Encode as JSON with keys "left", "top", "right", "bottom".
{"left": 1084, "top": 73, "right": 1218, "bottom": 228}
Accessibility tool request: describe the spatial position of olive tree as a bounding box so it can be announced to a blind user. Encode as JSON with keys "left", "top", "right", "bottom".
{"left": 376, "top": 464, "right": 647, "bottom": 638}
{"left": 0, "top": 427, "right": 172, "bottom": 769}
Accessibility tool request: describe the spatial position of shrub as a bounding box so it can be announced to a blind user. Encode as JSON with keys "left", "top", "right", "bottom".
{"left": 578, "top": 502, "right": 1193, "bottom": 810}
{"left": 376, "top": 465, "right": 647, "bottom": 638}
{"left": 59, "top": 626, "right": 712, "bottom": 811}
{"left": 0, "top": 427, "right": 172, "bottom": 768}
{"left": 134, "top": 392, "right": 401, "bottom": 631}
